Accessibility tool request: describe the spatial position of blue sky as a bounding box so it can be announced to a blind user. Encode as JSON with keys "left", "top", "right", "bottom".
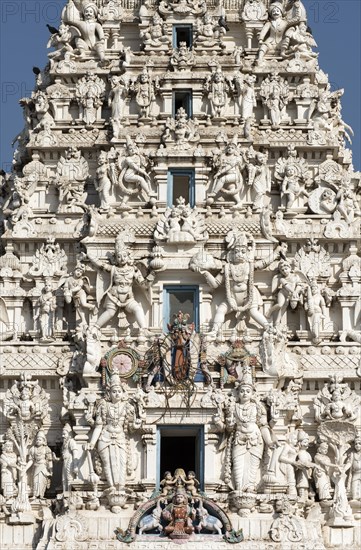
{"left": 0, "top": 0, "right": 360, "bottom": 171}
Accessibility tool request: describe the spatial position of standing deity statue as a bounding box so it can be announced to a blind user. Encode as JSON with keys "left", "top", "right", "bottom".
{"left": 304, "top": 280, "right": 330, "bottom": 344}
{"left": 295, "top": 430, "right": 315, "bottom": 501}
{"left": 313, "top": 442, "right": 333, "bottom": 501}
{"left": 61, "top": 424, "right": 78, "bottom": 493}
{"left": 63, "top": 262, "right": 96, "bottom": 327}
{"left": 350, "top": 437, "right": 361, "bottom": 501}
{"left": 204, "top": 66, "right": 229, "bottom": 118}
{"left": 274, "top": 145, "right": 310, "bottom": 211}
{"left": 0, "top": 440, "right": 19, "bottom": 499}
{"left": 85, "top": 231, "right": 154, "bottom": 334}
{"left": 132, "top": 67, "right": 159, "bottom": 119}
{"left": 108, "top": 75, "right": 128, "bottom": 140}
{"left": 88, "top": 374, "right": 143, "bottom": 492}
{"left": 209, "top": 137, "right": 245, "bottom": 207}
{"left": 27, "top": 430, "right": 53, "bottom": 500}
{"left": 247, "top": 151, "right": 271, "bottom": 211}
{"left": 267, "top": 259, "right": 307, "bottom": 326}
{"left": 233, "top": 74, "right": 257, "bottom": 138}
{"left": 259, "top": 73, "right": 290, "bottom": 129}
{"left": 63, "top": 0, "right": 106, "bottom": 62}
{"left": 222, "top": 374, "right": 275, "bottom": 492}
{"left": 95, "top": 150, "right": 113, "bottom": 210}
{"left": 35, "top": 280, "right": 57, "bottom": 340}
{"left": 76, "top": 72, "right": 105, "bottom": 126}
{"left": 192, "top": 231, "right": 285, "bottom": 336}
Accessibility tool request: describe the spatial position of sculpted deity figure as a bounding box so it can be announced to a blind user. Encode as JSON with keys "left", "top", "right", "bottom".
{"left": 314, "top": 375, "right": 360, "bottom": 424}
{"left": 350, "top": 437, "right": 361, "bottom": 501}
{"left": 209, "top": 137, "right": 245, "bottom": 207}
{"left": 313, "top": 442, "right": 332, "bottom": 501}
{"left": 55, "top": 147, "right": 89, "bottom": 211}
{"left": 61, "top": 424, "right": 78, "bottom": 493}
{"left": 36, "top": 281, "right": 57, "bottom": 340}
{"left": 108, "top": 75, "right": 127, "bottom": 140}
{"left": 295, "top": 430, "right": 315, "bottom": 501}
{"left": 256, "top": 0, "right": 303, "bottom": 63}
{"left": 260, "top": 73, "right": 290, "bottom": 129}
{"left": 27, "top": 430, "right": 53, "bottom": 500}
{"left": 63, "top": 262, "right": 96, "bottom": 327}
{"left": 224, "top": 375, "right": 275, "bottom": 492}
{"left": 162, "top": 108, "right": 200, "bottom": 151}
{"left": 132, "top": 67, "right": 159, "bottom": 119}
{"left": 274, "top": 145, "right": 310, "bottom": 210}
{"left": 233, "top": 74, "right": 257, "bottom": 137}
{"left": 76, "top": 72, "right": 105, "bottom": 126}
{"left": 204, "top": 66, "right": 229, "bottom": 118}
{"left": 85, "top": 231, "right": 154, "bottom": 334}
{"left": 294, "top": 238, "right": 331, "bottom": 279}
{"left": 141, "top": 13, "right": 169, "bottom": 49}
{"left": 63, "top": 0, "right": 106, "bottom": 62}
{"left": 117, "top": 136, "right": 154, "bottom": 203}
{"left": 268, "top": 260, "right": 306, "bottom": 326}
{"left": 0, "top": 440, "right": 19, "bottom": 499}
{"left": 160, "top": 471, "right": 177, "bottom": 496}
{"left": 88, "top": 374, "right": 143, "bottom": 492}
{"left": 170, "top": 42, "right": 195, "bottom": 72}
{"left": 162, "top": 487, "right": 195, "bottom": 539}
{"left": 196, "top": 13, "right": 226, "bottom": 48}
{"left": 95, "top": 150, "right": 113, "bottom": 210}
{"left": 247, "top": 151, "right": 271, "bottom": 211}
{"left": 304, "top": 280, "right": 330, "bottom": 344}
{"left": 193, "top": 232, "right": 284, "bottom": 336}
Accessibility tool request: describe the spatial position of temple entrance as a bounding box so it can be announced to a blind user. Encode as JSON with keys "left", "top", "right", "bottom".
{"left": 158, "top": 426, "right": 204, "bottom": 489}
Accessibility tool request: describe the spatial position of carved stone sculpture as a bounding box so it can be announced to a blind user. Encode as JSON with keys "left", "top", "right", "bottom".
{"left": 274, "top": 145, "right": 310, "bottom": 211}
{"left": 193, "top": 231, "right": 284, "bottom": 336}
{"left": 313, "top": 441, "right": 332, "bottom": 500}
{"left": 88, "top": 374, "right": 143, "bottom": 493}
{"left": 268, "top": 259, "right": 307, "bottom": 326}
{"left": 63, "top": 262, "right": 96, "bottom": 327}
{"left": 108, "top": 75, "right": 128, "bottom": 140}
{"left": 29, "top": 237, "right": 67, "bottom": 278}
{"left": 233, "top": 74, "right": 257, "bottom": 137}
{"left": 259, "top": 73, "right": 290, "bottom": 129}
{"left": 131, "top": 67, "right": 159, "bottom": 120}
{"left": 75, "top": 72, "right": 105, "bottom": 126}
{"left": 170, "top": 42, "right": 195, "bottom": 72}
{"left": 223, "top": 374, "right": 275, "bottom": 492}
{"left": 0, "top": 440, "right": 19, "bottom": 499}
{"left": 35, "top": 280, "right": 57, "bottom": 340}
{"left": 55, "top": 147, "right": 89, "bottom": 212}
{"left": 85, "top": 230, "right": 154, "bottom": 334}
{"left": 195, "top": 13, "right": 226, "bottom": 49}
{"left": 117, "top": 136, "right": 155, "bottom": 204}
{"left": 204, "top": 66, "right": 230, "bottom": 118}
{"left": 154, "top": 197, "right": 208, "bottom": 243}
{"left": 27, "top": 430, "right": 53, "bottom": 500}
{"left": 208, "top": 136, "right": 245, "bottom": 207}
{"left": 63, "top": 0, "right": 106, "bottom": 62}
{"left": 95, "top": 150, "right": 113, "bottom": 210}
{"left": 270, "top": 499, "right": 303, "bottom": 543}
{"left": 256, "top": 1, "right": 303, "bottom": 64}
{"left": 141, "top": 13, "right": 169, "bottom": 50}
{"left": 61, "top": 423, "right": 78, "bottom": 493}
{"left": 162, "top": 108, "right": 200, "bottom": 151}
{"left": 246, "top": 150, "right": 271, "bottom": 211}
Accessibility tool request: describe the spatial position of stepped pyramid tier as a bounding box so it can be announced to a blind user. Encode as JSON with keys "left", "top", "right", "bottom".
{"left": 0, "top": 1, "right": 360, "bottom": 548}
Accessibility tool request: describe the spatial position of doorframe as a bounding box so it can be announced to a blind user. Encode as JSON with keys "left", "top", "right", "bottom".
{"left": 156, "top": 425, "right": 204, "bottom": 490}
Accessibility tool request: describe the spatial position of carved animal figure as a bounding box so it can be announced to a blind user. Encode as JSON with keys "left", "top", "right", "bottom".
{"left": 138, "top": 499, "right": 163, "bottom": 535}
{"left": 196, "top": 501, "right": 222, "bottom": 535}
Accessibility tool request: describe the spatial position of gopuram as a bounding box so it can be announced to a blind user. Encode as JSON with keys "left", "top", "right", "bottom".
{"left": 0, "top": 1, "right": 360, "bottom": 549}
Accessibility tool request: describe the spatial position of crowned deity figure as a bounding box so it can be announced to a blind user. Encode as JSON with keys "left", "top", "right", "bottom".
{"left": 88, "top": 374, "right": 143, "bottom": 492}
{"left": 85, "top": 231, "right": 154, "bottom": 334}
